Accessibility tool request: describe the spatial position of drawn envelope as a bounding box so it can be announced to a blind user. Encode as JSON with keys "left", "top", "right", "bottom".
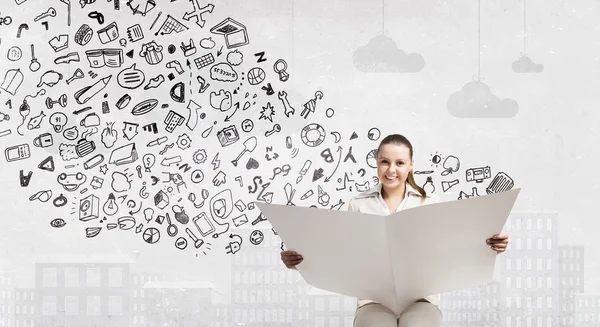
{"left": 232, "top": 213, "right": 248, "bottom": 227}
{"left": 109, "top": 142, "right": 138, "bottom": 166}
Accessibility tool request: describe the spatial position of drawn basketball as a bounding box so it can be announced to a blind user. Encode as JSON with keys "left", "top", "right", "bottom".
{"left": 247, "top": 67, "right": 265, "bottom": 85}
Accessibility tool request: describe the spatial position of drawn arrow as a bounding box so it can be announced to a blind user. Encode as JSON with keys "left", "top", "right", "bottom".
{"left": 161, "top": 156, "right": 182, "bottom": 167}
{"left": 224, "top": 102, "right": 240, "bottom": 122}
{"left": 182, "top": 2, "right": 214, "bottom": 28}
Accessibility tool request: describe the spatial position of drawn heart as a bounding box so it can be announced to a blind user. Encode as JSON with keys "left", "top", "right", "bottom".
{"left": 246, "top": 158, "right": 259, "bottom": 170}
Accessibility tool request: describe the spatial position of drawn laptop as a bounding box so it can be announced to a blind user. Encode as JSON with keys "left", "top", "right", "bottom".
{"left": 210, "top": 18, "right": 249, "bottom": 49}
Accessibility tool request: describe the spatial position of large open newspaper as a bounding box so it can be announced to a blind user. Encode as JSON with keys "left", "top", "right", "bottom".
{"left": 256, "top": 188, "right": 520, "bottom": 315}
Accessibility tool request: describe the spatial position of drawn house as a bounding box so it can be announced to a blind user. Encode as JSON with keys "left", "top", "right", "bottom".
{"left": 0, "top": 272, "right": 15, "bottom": 327}
{"left": 130, "top": 272, "right": 162, "bottom": 326}
{"left": 143, "top": 280, "right": 215, "bottom": 327}
{"left": 230, "top": 224, "right": 304, "bottom": 327}
{"left": 34, "top": 253, "right": 132, "bottom": 327}
{"left": 559, "top": 245, "right": 585, "bottom": 327}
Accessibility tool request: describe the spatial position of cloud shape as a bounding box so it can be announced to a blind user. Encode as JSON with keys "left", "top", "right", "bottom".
{"left": 210, "top": 63, "right": 238, "bottom": 82}
{"left": 353, "top": 34, "right": 425, "bottom": 73}
{"left": 512, "top": 55, "right": 544, "bottom": 73}
{"left": 227, "top": 50, "right": 243, "bottom": 66}
{"left": 446, "top": 80, "right": 519, "bottom": 118}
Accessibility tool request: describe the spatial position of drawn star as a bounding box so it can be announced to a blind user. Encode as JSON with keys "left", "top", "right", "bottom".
{"left": 99, "top": 164, "right": 108, "bottom": 175}
{"left": 259, "top": 102, "right": 275, "bottom": 123}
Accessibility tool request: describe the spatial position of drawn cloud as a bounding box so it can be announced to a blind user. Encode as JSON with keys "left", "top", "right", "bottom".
{"left": 353, "top": 34, "right": 425, "bottom": 73}
{"left": 446, "top": 80, "right": 519, "bottom": 118}
{"left": 512, "top": 55, "right": 544, "bottom": 73}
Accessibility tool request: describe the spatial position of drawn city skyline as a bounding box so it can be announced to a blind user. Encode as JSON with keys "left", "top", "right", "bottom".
{"left": 1, "top": 211, "right": 600, "bottom": 327}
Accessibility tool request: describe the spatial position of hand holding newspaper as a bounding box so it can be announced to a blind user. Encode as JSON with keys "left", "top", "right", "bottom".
{"left": 256, "top": 188, "right": 520, "bottom": 315}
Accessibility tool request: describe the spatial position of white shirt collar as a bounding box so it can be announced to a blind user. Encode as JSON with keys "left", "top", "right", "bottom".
{"left": 363, "top": 182, "right": 419, "bottom": 197}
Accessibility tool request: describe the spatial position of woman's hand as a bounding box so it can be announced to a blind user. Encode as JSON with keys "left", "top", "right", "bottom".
{"left": 280, "top": 250, "right": 303, "bottom": 269}
{"left": 486, "top": 234, "right": 509, "bottom": 254}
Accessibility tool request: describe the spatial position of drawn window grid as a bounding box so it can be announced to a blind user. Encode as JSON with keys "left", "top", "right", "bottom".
{"left": 87, "top": 296, "right": 101, "bottom": 315}
{"left": 316, "top": 298, "right": 324, "bottom": 311}
{"left": 108, "top": 268, "right": 122, "bottom": 287}
{"left": 65, "top": 296, "right": 78, "bottom": 315}
{"left": 86, "top": 268, "right": 101, "bottom": 287}
{"left": 42, "top": 268, "right": 57, "bottom": 288}
{"left": 42, "top": 296, "right": 56, "bottom": 315}
{"left": 65, "top": 267, "right": 79, "bottom": 287}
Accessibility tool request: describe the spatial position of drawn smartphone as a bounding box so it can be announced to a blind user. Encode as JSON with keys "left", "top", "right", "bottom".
{"left": 193, "top": 212, "right": 215, "bottom": 237}
{"left": 5, "top": 144, "right": 30, "bottom": 162}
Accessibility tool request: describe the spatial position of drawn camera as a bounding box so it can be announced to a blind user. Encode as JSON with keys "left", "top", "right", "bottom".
{"left": 465, "top": 166, "right": 491, "bottom": 183}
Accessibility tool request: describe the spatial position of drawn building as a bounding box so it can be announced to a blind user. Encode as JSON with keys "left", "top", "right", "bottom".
{"left": 439, "top": 281, "right": 503, "bottom": 326}
{"left": 559, "top": 245, "right": 585, "bottom": 327}
{"left": 130, "top": 272, "right": 162, "bottom": 326}
{"left": 0, "top": 273, "right": 15, "bottom": 327}
{"left": 300, "top": 286, "right": 355, "bottom": 327}
{"left": 13, "top": 288, "right": 34, "bottom": 327}
{"left": 143, "top": 280, "right": 216, "bottom": 327}
{"left": 34, "top": 254, "right": 132, "bottom": 327}
{"left": 573, "top": 293, "right": 600, "bottom": 327}
{"left": 211, "top": 302, "right": 232, "bottom": 327}
{"left": 497, "top": 211, "right": 559, "bottom": 327}
{"left": 230, "top": 223, "right": 304, "bottom": 327}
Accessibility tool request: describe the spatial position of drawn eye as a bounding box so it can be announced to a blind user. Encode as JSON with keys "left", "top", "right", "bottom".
{"left": 50, "top": 218, "right": 66, "bottom": 228}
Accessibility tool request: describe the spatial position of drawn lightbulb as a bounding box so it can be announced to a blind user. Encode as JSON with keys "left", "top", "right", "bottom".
{"left": 103, "top": 193, "right": 118, "bottom": 216}
{"left": 143, "top": 208, "right": 154, "bottom": 223}
{"left": 423, "top": 176, "right": 435, "bottom": 194}
{"left": 142, "top": 154, "right": 155, "bottom": 172}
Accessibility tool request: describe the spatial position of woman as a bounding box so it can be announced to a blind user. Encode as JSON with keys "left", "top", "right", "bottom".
{"left": 280, "top": 134, "right": 509, "bottom": 327}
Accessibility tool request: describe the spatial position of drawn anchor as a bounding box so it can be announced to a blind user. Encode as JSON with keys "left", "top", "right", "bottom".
{"left": 182, "top": 1, "right": 214, "bottom": 28}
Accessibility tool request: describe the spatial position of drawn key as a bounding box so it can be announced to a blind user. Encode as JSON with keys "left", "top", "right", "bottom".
{"left": 34, "top": 7, "right": 56, "bottom": 22}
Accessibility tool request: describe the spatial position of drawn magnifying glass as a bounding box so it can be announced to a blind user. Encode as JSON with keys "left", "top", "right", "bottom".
{"left": 165, "top": 213, "right": 178, "bottom": 237}
{"left": 273, "top": 59, "right": 289, "bottom": 82}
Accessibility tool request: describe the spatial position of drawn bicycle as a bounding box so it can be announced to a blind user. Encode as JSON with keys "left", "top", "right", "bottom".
{"left": 0, "top": 13, "right": 12, "bottom": 26}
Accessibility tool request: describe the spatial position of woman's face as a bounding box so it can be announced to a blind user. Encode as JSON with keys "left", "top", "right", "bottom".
{"left": 376, "top": 143, "right": 413, "bottom": 189}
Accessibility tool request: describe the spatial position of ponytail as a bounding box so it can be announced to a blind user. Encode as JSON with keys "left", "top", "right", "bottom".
{"left": 406, "top": 171, "right": 427, "bottom": 198}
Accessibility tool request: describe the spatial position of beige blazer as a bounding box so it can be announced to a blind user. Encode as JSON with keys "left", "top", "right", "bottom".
{"left": 347, "top": 183, "right": 441, "bottom": 309}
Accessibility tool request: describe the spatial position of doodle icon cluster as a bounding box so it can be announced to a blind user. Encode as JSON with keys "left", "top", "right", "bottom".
{"left": 0, "top": 0, "right": 515, "bottom": 256}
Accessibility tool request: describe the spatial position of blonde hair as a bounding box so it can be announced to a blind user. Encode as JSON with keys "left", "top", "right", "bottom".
{"left": 376, "top": 134, "right": 427, "bottom": 198}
